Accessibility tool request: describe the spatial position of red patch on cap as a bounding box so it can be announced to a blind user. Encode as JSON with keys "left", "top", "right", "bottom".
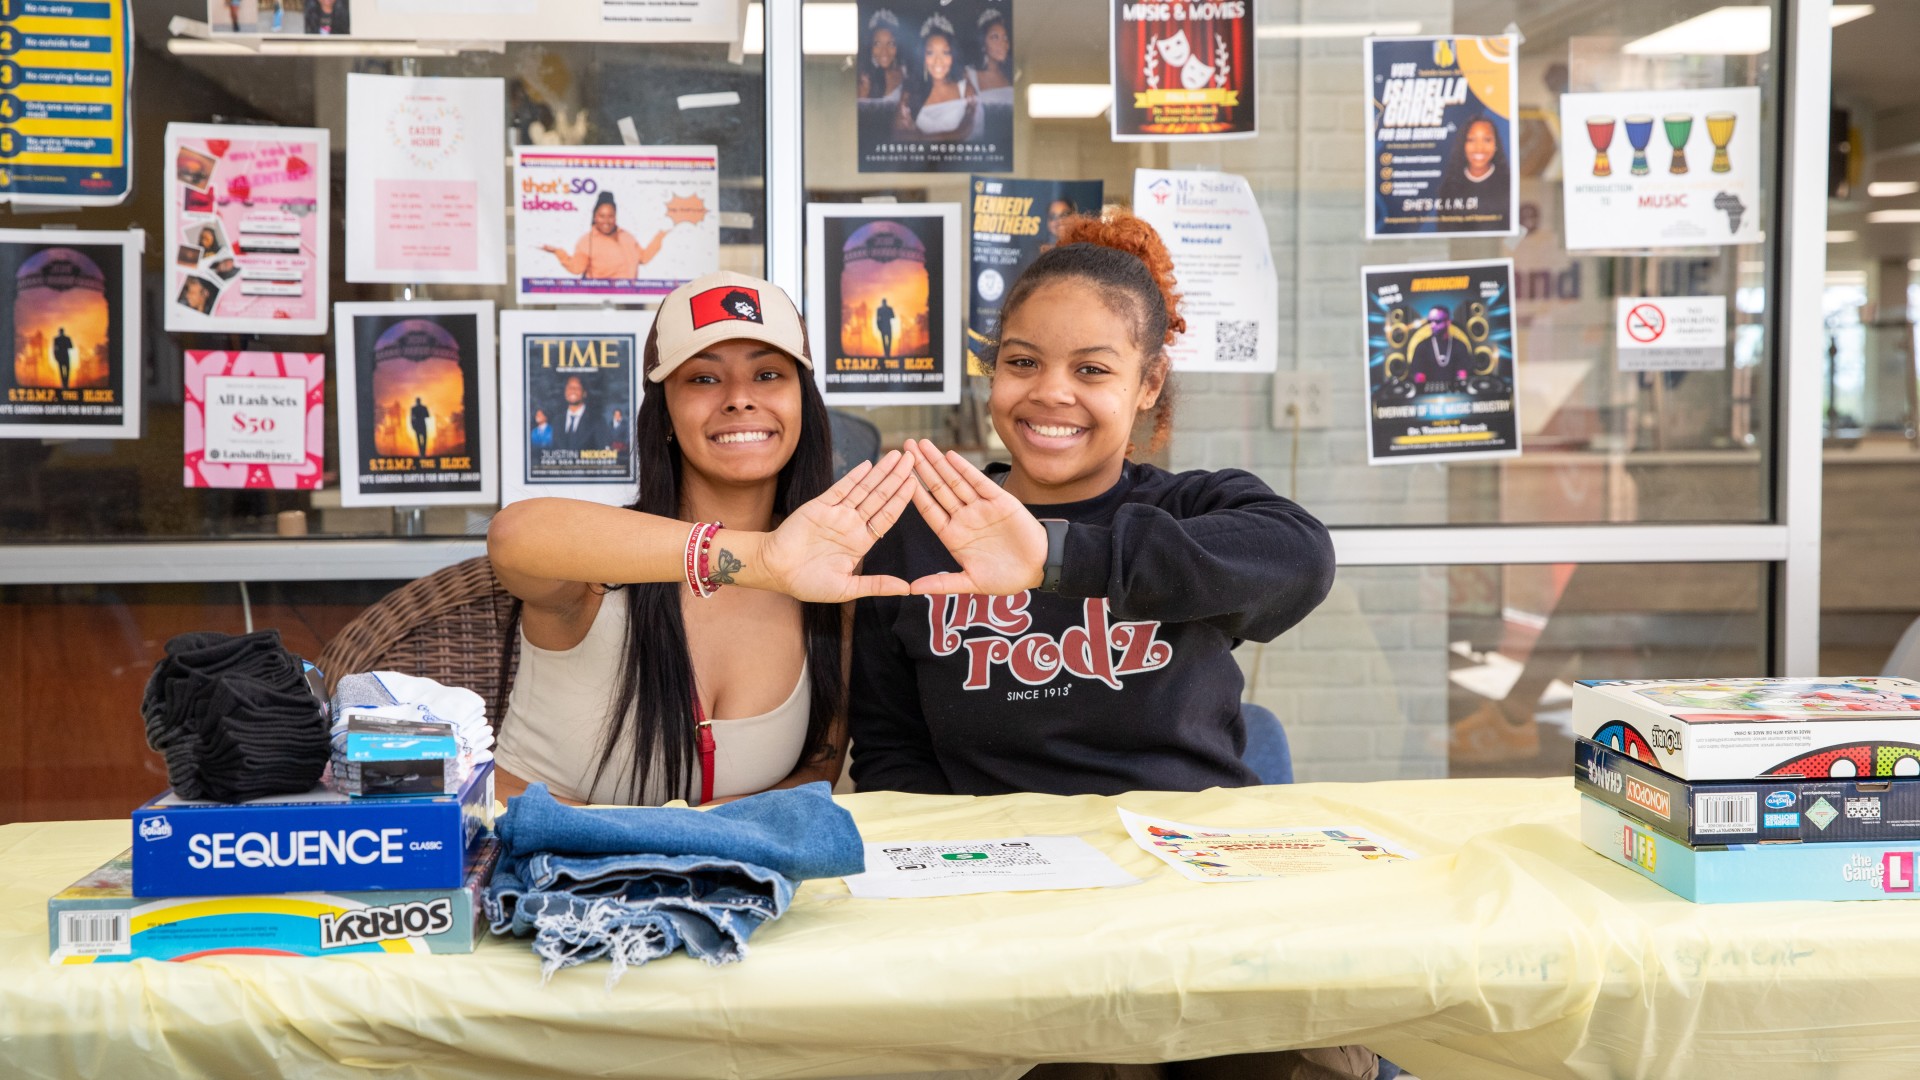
{"left": 688, "top": 285, "right": 764, "bottom": 329}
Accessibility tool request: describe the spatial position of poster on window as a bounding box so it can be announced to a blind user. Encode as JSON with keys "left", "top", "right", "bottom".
{"left": 164, "top": 124, "right": 330, "bottom": 335}
{"left": 1364, "top": 36, "right": 1518, "bottom": 239}
{"left": 513, "top": 145, "right": 719, "bottom": 306}
{"left": 206, "top": 0, "right": 350, "bottom": 35}
{"left": 856, "top": 0, "right": 1013, "bottom": 173}
{"left": 1559, "top": 87, "right": 1761, "bottom": 251}
{"left": 183, "top": 351, "right": 325, "bottom": 490}
{"left": 0, "top": 228, "right": 141, "bottom": 440}
{"left": 1360, "top": 259, "right": 1519, "bottom": 465}
{"left": 1132, "top": 169, "right": 1276, "bottom": 374}
{"left": 345, "top": 74, "right": 506, "bottom": 286}
{"left": 499, "top": 308, "right": 651, "bottom": 507}
{"left": 354, "top": 0, "right": 743, "bottom": 43}
{"left": 1109, "top": 0, "right": 1255, "bottom": 142}
{"left": 806, "top": 203, "right": 962, "bottom": 406}
{"left": 0, "top": 0, "right": 133, "bottom": 207}
{"left": 334, "top": 301, "right": 496, "bottom": 507}
{"left": 966, "top": 176, "right": 1102, "bottom": 368}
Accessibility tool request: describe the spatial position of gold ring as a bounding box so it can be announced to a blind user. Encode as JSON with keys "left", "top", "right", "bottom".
{"left": 866, "top": 518, "right": 884, "bottom": 539}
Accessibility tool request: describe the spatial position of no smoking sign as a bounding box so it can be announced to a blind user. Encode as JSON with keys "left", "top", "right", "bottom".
{"left": 1615, "top": 296, "right": 1726, "bottom": 371}
{"left": 1625, "top": 303, "right": 1666, "bottom": 343}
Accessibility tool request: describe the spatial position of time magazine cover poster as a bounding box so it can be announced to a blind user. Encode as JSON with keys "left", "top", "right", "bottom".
{"left": 499, "top": 308, "right": 651, "bottom": 507}
{"left": 1110, "top": 0, "right": 1256, "bottom": 142}
{"left": 334, "top": 301, "right": 497, "bottom": 507}
{"left": 807, "top": 203, "right": 962, "bottom": 405}
{"left": 857, "top": 0, "right": 1013, "bottom": 173}
{"left": 0, "top": 228, "right": 142, "bottom": 440}
{"left": 966, "top": 176, "right": 1103, "bottom": 368}
{"left": 1361, "top": 259, "right": 1520, "bottom": 465}
{"left": 1365, "top": 36, "right": 1519, "bottom": 238}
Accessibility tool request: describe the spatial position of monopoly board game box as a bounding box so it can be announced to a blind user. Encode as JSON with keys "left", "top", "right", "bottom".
{"left": 131, "top": 763, "right": 493, "bottom": 897}
{"left": 1580, "top": 796, "right": 1920, "bottom": 903}
{"left": 1573, "top": 677, "right": 1920, "bottom": 781}
{"left": 1575, "top": 738, "right": 1920, "bottom": 846}
{"left": 50, "top": 840, "right": 499, "bottom": 965}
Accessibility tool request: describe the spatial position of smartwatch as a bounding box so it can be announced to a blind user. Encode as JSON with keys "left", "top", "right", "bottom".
{"left": 1038, "top": 518, "right": 1070, "bottom": 593}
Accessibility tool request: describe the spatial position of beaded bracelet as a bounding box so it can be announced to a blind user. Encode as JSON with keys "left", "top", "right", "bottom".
{"left": 683, "top": 521, "right": 724, "bottom": 598}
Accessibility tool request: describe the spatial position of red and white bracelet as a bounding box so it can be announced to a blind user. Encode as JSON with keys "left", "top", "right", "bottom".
{"left": 683, "top": 520, "right": 724, "bottom": 598}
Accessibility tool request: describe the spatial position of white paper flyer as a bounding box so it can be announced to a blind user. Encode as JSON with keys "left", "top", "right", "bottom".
{"left": 1130, "top": 168, "right": 1278, "bottom": 373}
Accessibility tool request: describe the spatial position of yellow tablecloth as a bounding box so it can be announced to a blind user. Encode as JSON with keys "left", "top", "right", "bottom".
{"left": 2, "top": 777, "right": 1915, "bottom": 1080}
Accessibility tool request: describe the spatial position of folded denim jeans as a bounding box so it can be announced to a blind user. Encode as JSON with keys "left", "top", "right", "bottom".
{"left": 485, "top": 781, "right": 864, "bottom": 984}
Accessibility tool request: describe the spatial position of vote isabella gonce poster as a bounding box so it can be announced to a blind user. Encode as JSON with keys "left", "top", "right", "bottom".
{"left": 1110, "top": 0, "right": 1256, "bottom": 141}
{"left": 334, "top": 301, "right": 497, "bottom": 507}
{"left": 1365, "top": 36, "right": 1519, "bottom": 239}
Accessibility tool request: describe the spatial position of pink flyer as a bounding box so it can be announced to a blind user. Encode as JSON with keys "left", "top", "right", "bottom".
{"left": 164, "top": 124, "right": 330, "bottom": 335}
{"left": 345, "top": 74, "right": 506, "bottom": 285}
{"left": 183, "top": 350, "right": 326, "bottom": 490}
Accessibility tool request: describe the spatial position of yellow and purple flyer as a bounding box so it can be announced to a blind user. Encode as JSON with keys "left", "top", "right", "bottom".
{"left": 1119, "top": 808, "right": 1418, "bottom": 883}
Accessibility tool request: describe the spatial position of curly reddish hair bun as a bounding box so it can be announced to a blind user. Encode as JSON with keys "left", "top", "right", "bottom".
{"left": 992, "top": 207, "right": 1183, "bottom": 455}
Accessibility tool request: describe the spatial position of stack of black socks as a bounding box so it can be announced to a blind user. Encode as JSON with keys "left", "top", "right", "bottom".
{"left": 141, "top": 630, "right": 331, "bottom": 802}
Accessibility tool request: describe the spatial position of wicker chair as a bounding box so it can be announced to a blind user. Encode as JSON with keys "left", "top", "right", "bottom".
{"left": 317, "top": 555, "right": 520, "bottom": 720}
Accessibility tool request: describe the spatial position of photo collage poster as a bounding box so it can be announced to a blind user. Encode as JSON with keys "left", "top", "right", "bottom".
{"left": 182, "top": 350, "right": 326, "bottom": 490}
{"left": 1365, "top": 36, "right": 1519, "bottom": 238}
{"left": 206, "top": 0, "right": 350, "bottom": 36}
{"left": 966, "top": 175, "right": 1103, "bottom": 369}
{"left": 334, "top": 301, "right": 497, "bottom": 507}
{"left": 1109, "top": 0, "right": 1256, "bottom": 142}
{"left": 856, "top": 0, "right": 1013, "bottom": 173}
{"left": 1560, "top": 87, "right": 1762, "bottom": 251}
{"left": 807, "top": 203, "right": 962, "bottom": 405}
{"left": 499, "top": 308, "right": 651, "bottom": 507}
{"left": 345, "top": 73, "right": 507, "bottom": 286}
{"left": 0, "top": 228, "right": 142, "bottom": 440}
{"left": 1360, "top": 259, "right": 1519, "bottom": 465}
{"left": 513, "top": 145, "right": 719, "bottom": 305}
{"left": 164, "top": 124, "right": 330, "bottom": 334}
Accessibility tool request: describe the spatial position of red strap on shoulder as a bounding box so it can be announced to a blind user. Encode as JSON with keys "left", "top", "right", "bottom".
{"left": 694, "top": 696, "right": 715, "bottom": 806}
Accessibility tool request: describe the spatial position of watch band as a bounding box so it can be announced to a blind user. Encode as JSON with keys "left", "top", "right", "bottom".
{"left": 1038, "top": 518, "right": 1070, "bottom": 593}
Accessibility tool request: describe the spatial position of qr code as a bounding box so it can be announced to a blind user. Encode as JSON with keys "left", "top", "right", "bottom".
{"left": 878, "top": 841, "right": 1047, "bottom": 870}
{"left": 1215, "top": 320, "right": 1259, "bottom": 366}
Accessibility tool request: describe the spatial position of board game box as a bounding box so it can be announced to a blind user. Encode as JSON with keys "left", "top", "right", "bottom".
{"left": 1573, "top": 677, "right": 1920, "bottom": 781}
{"left": 1575, "top": 737, "right": 1920, "bottom": 846}
{"left": 50, "top": 839, "right": 498, "bottom": 964}
{"left": 1580, "top": 796, "right": 1920, "bottom": 903}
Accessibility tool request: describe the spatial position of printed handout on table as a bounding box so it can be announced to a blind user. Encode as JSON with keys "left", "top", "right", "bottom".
{"left": 843, "top": 836, "right": 1139, "bottom": 899}
{"left": 1120, "top": 809, "right": 1418, "bottom": 883}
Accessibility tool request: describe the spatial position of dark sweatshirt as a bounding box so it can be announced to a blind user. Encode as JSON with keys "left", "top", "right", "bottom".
{"left": 849, "top": 461, "right": 1335, "bottom": 797}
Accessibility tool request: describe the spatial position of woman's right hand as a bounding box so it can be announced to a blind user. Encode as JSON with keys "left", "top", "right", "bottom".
{"left": 742, "top": 451, "right": 918, "bottom": 603}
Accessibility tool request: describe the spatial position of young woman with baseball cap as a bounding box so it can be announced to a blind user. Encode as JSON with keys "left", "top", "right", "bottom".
{"left": 487, "top": 271, "right": 917, "bottom": 807}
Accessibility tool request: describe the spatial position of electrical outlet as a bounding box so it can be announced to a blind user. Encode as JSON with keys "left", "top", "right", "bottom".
{"left": 1271, "top": 370, "right": 1332, "bottom": 430}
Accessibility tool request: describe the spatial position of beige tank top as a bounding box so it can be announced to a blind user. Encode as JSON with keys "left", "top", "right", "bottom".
{"left": 496, "top": 588, "right": 811, "bottom": 805}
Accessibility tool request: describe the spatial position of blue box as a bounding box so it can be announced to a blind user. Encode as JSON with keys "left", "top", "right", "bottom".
{"left": 1580, "top": 795, "right": 1920, "bottom": 903}
{"left": 131, "top": 762, "right": 493, "bottom": 898}
{"left": 339, "top": 710, "right": 460, "bottom": 762}
{"left": 52, "top": 840, "right": 499, "bottom": 964}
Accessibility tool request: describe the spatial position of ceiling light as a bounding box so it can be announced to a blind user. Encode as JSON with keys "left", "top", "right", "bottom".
{"left": 1827, "top": 230, "right": 1859, "bottom": 243}
{"left": 1028, "top": 84, "right": 1111, "bottom": 120}
{"left": 1625, "top": 5, "right": 1873, "bottom": 56}
{"left": 803, "top": 2, "right": 857, "bottom": 56}
{"left": 1867, "top": 210, "right": 1920, "bottom": 224}
{"left": 1256, "top": 21, "right": 1421, "bottom": 39}
{"left": 1868, "top": 181, "right": 1920, "bottom": 198}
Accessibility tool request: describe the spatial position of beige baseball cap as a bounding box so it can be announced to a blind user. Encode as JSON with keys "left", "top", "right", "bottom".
{"left": 647, "top": 271, "right": 811, "bottom": 382}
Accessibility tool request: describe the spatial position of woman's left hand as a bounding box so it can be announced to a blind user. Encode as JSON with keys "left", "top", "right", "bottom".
{"left": 902, "top": 439, "right": 1048, "bottom": 595}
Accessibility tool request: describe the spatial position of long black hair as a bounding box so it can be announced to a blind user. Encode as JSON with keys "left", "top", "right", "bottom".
{"left": 857, "top": 9, "right": 903, "bottom": 99}
{"left": 590, "top": 327, "right": 844, "bottom": 804}
{"left": 903, "top": 17, "right": 963, "bottom": 120}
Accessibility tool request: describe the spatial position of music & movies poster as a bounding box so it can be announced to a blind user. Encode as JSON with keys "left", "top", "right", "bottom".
{"left": 807, "top": 203, "right": 962, "bottom": 406}
{"left": 1110, "top": 0, "right": 1256, "bottom": 142}
{"left": 498, "top": 308, "right": 651, "bottom": 507}
{"left": 856, "top": 0, "right": 1013, "bottom": 173}
{"left": 966, "top": 175, "right": 1102, "bottom": 368}
{"left": 0, "top": 228, "right": 142, "bottom": 440}
{"left": 1360, "top": 259, "right": 1520, "bottom": 465}
{"left": 333, "top": 301, "right": 497, "bottom": 507}
{"left": 1365, "top": 36, "right": 1519, "bottom": 238}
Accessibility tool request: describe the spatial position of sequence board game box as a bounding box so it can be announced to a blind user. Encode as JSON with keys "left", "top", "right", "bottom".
{"left": 1575, "top": 738, "right": 1920, "bottom": 846}
{"left": 132, "top": 763, "right": 493, "bottom": 897}
{"left": 50, "top": 840, "right": 499, "bottom": 964}
{"left": 1574, "top": 677, "right": 1920, "bottom": 781}
{"left": 1580, "top": 796, "right": 1920, "bottom": 903}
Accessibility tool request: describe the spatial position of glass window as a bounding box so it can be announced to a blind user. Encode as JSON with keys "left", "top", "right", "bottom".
{"left": 800, "top": 0, "right": 1784, "bottom": 526}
